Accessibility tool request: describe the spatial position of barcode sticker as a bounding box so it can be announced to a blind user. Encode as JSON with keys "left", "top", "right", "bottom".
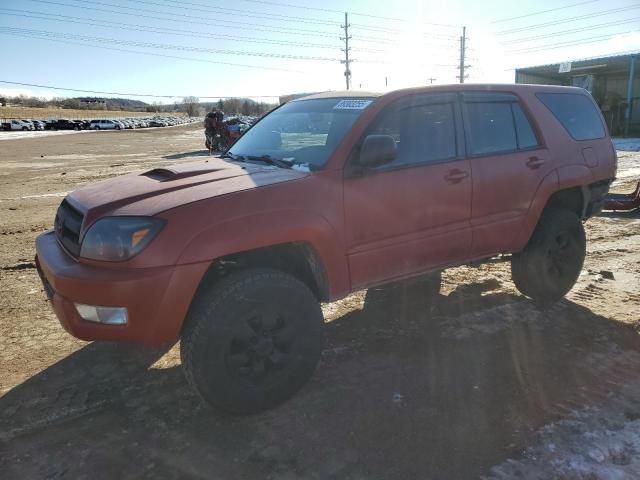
{"left": 333, "top": 99, "right": 372, "bottom": 110}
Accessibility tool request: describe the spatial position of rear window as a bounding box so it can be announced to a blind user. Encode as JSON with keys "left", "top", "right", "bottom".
{"left": 536, "top": 92, "right": 605, "bottom": 141}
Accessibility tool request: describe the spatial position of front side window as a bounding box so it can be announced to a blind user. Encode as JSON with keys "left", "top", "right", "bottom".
{"left": 367, "top": 100, "right": 457, "bottom": 167}
{"left": 229, "top": 97, "right": 374, "bottom": 170}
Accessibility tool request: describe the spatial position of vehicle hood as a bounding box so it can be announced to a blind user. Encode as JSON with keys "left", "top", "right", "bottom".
{"left": 67, "top": 157, "right": 309, "bottom": 222}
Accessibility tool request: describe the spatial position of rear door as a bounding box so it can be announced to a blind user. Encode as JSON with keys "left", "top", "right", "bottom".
{"left": 343, "top": 93, "right": 472, "bottom": 288}
{"left": 461, "top": 92, "right": 553, "bottom": 258}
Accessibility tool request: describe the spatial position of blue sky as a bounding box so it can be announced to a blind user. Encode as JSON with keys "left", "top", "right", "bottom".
{"left": 0, "top": 0, "right": 638, "bottom": 102}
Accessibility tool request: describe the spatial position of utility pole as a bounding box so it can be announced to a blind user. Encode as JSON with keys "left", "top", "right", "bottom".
{"left": 340, "top": 12, "right": 352, "bottom": 90}
{"left": 458, "top": 26, "right": 468, "bottom": 84}
{"left": 427, "top": 77, "right": 436, "bottom": 84}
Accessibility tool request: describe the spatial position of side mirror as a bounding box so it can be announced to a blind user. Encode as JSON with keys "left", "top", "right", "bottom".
{"left": 359, "top": 134, "right": 397, "bottom": 169}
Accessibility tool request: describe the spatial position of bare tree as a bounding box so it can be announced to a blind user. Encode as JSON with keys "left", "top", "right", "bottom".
{"left": 183, "top": 96, "right": 200, "bottom": 117}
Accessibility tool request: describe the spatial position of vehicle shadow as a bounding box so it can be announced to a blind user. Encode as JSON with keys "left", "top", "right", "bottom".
{"left": 2, "top": 282, "right": 640, "bottom": 479}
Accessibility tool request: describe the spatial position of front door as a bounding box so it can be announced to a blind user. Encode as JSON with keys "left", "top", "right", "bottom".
{"left": 343, "top": 94, "right": 472, "bottom": 289}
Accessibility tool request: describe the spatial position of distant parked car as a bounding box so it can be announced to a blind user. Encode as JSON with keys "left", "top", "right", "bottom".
{"left": 48, "top": 119, "right": 84, "bottom": 131}
{"left": 2, "top": 119, "right": 31, "bottom": 131}
{"left": 32, "top": 120, "right": 46, "bottom": 131}
{"left": 89, "top": 120, "right": 122, "bottom": 130}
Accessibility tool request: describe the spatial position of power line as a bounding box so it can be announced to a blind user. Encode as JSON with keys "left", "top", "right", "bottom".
{"left": 349, "top": 23, "right": 459, "bottom": 39}
{"left": 496, "top": 5, "right": 640, "bottom": 35}
{"left": 0, "top": 9, "right": 339, "bottom": 50}
{"left": 201, "top": 0, "right": 460, "bottom": 27}
{"left": 120, "top": 0, "right": 341, "bottom": 27}
{"left": 0, "top": 32, "right": 305, "bottom": 72}
{"left": 507, "top": 30, "right": 640, "bottom": 54}
{"left": 25, "top": 0, "right": 338, "bottom": 38}
{"left": 492, "top": 0, "right": 602, "bottom": 23}
{"left": 0, "top": 80, "right": 280, "bottom": 99}
{"left": 0, "top": 26, "right": 340, "bottom": 61}
{"left": 504, "top": 17, "right": 640, "bottom": 44}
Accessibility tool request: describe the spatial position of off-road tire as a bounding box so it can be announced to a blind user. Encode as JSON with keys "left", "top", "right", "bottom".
{"left": 511, "top": 208, "right": 586, "bottom": 304}
{"left": 181, "top": 268, "right": 324, "bottom": 414}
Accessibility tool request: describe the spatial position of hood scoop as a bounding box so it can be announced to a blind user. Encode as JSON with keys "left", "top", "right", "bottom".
{"left": 142, "top": 166, "right": 223, "bottom": 182}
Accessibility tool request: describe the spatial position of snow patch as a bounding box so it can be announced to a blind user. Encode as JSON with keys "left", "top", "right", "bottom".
{"left": 613, "top": 138, "right": 640, "bottom": 152}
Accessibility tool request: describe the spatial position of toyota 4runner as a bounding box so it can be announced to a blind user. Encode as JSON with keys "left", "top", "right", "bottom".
{"left": 36, "top": 84, "right": 616, "bottom": 413}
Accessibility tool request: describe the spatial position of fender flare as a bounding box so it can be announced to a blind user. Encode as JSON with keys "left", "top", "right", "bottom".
{"left": 175, "top": 208, "right": 350, "bottom": 300}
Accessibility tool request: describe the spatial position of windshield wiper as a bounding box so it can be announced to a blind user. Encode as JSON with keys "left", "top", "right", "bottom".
{"left": 241, "top": 154, "right": 293, "bottom": 169}
{"left": 219, "top": 152, "right": 241, "bottom": 161}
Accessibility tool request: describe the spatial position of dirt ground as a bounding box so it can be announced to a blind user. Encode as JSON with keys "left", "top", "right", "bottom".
{"left": 1, "top": 125, "right": 639, "bottom": 479}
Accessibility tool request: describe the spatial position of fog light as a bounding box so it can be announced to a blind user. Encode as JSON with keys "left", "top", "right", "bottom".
{"left": 75, "top": 304, "right": 128, "bottom": 325}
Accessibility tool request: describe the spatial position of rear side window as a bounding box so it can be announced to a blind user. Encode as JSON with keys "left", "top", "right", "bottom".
{"left": 464, "top": 102, "right": 517, "bottom": 155}
{"left": 536, "top": 92, "right": 605, "bottom": 140}
{"left": 463, "top": 93, "right": 540, "bottom": 155}
{"left": 512, "top": 103, "right": 538, "bottom": 149}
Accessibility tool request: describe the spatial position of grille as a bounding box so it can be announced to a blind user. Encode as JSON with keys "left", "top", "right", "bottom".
{"left": 54, "top": 199, "right": 84, "bottom": 257}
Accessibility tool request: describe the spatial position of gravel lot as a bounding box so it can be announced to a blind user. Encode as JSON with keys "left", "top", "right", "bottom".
{"left": 1, "top": 124, "right": 639, "bottom": 479}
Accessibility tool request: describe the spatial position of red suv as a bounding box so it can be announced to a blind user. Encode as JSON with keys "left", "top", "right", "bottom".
{"left": 36, "top": 85, "right": 616, "bottom": 413}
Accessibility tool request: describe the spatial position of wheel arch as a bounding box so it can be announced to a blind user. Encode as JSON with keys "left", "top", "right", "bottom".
{"left": 191, "top": 241, "right": 331, "bottom": 309}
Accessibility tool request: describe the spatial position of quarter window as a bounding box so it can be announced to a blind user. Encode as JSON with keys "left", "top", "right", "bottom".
{"left": 536, "top": 92, "right": 605, "bottom": 141}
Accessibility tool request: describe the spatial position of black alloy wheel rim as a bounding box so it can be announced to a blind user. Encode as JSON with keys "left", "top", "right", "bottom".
{"left": 546, "top": 231, "right": 572, "bottom": 278}
{"left": 226, "top": 311, "right": 294, "bottom": 385}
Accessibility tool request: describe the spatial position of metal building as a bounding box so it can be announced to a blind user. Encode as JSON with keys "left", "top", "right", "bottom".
{"left": 515, "top": 52, "right": 639, "bottom": 136}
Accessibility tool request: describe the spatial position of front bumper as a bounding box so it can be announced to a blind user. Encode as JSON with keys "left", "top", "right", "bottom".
{"left": 35, "top": 230, "right": 209, "bottom": 345}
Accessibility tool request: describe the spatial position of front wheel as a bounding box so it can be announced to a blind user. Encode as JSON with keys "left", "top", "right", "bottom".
{"left": 181, "top": 269, "right": 324, "bottom": 414}
{"left": 511, "top": 208, "right": 586, "bottom": 304}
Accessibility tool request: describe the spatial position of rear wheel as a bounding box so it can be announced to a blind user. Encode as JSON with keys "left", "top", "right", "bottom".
{"left": 181, "top": 268, "right": 324, "bottom": 414}
{"left": 511, "top": 208, "right": 586, "bottom": 304}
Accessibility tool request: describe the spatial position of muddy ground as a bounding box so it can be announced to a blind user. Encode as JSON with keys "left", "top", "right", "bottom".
{"left": 0, "top": 125, "right": 639, "bottom": 479}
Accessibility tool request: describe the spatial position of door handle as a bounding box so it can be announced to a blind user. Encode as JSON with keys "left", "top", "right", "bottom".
{"left": 444, "top": 169, "right": 469, "bottom": 183}
{"left": 526, "top": 156, "right": 545, "bottom": 169}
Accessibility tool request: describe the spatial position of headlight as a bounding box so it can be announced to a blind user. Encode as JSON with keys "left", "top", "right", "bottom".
{"left": 80, "top": 216, "right": 165, "bottom": 262}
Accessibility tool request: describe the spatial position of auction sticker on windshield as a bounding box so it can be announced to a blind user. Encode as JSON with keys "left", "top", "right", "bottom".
{"left": 333, "top": 99, "right": 372, "bottom": 110}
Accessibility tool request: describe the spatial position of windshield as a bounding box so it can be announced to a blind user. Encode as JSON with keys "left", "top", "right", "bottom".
{"left": 228, "top": 97, "right": 374, "bottom": 170}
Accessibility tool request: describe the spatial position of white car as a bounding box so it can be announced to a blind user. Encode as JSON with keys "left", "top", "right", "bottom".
{"left": 3, "top": 119, "right": 31, "bottom": 131}
{"left": 88, "top": 120, "right": 122, "bottom": 130}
